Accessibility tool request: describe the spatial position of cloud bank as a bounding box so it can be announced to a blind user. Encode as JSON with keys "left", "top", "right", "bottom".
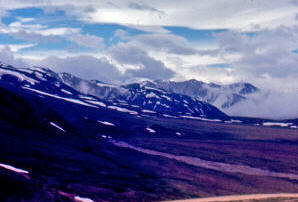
{"left": 226, "top": 91, "right": 298, "bottom": 120}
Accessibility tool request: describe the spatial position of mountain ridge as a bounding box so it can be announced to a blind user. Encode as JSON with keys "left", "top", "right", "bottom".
{"left": 0, "top": 62, "right": 229, "bottom": 120}
{"left": 127, "top": 79, "right": 259, "bottom": 110}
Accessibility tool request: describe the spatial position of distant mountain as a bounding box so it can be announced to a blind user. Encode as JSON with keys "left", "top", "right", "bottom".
{"left": 58, "top": 71, "right": 257, "bottom": 118}
{"left": 129, "top": 79, "right": 259, "bottom": 109}
{"left": 0, "top": 62, "right": 229, "bottom": 120}
{"left": 122, "top": 83, "right": 228, "bottom": 119}
{"left": 59, "top": 72, "right": 228, "bottom": 119}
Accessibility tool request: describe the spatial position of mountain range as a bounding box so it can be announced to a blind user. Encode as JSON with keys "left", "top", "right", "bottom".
{"left": 58, "top": 68, "right": 259, "bottom": 113}
{"left": 0, "top": 62, "right": 230, "bottom": 120}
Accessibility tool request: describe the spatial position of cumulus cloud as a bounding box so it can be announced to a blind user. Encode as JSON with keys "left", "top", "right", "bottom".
{"left": 11, "top": 31, "right": 60, "bottom": 44}
{"left": 0, "top": 47, "right": 26, "bottom": 67}
{"left": 211, "top": 26, "right": 298, "bottom": 90}
{"left": 39, "top": 55, "right": 123, "bottom": 83}
{"left": 67, "top": 33, "right": 105, "bottom": 51}
{"left": 33, "top": 49, "right": 175, "bottom": 82}
{"left": 109, "top": 31, "right": 222, "bottom": 81}
{"left": 109, "top": 43, "right": 175, "bottom": 80}
{"left": 24, "top": 31, "right": 179, "bottom": 82}
{"left": 180, "top": 65, "right": 237, "bottom": 84}
{"left": 130, "top": 33, "right": 197, "bottom": 55}
{"left": 110, "top": 25, "right": 298, "bottom": 97}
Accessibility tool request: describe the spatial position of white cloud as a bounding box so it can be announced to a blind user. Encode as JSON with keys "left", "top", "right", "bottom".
{"left": 39, "top": 55, "right": 123, "bottom": 83}
{"left": 16, "top": 50, "right": 101, "bottom": 61}
{"left": 0, "top": 47, "right": 26, "bottom": 67}
{"left": 110, "top": 31, "right": 225, "bottom": 77}
{"left": 108, "top": 42, "right": 175, "bottom": 80}
{"left": 0, "top": 43, "right": 36, "bottom": 52}
{"left": 17, "top": 17, "right": 35, "bottom": 23}
{"left": 0, "top": 0, "right": 297, "bottom": 31}
{"left": 0, "top": 15, "right": 80, "bottom": 40}
{"left": 0, "top": 19, "right": 81, "bottom": 51}
{"left": 8, "top": 21, "right": 46, "bottom": 30}
{"left": 10, "top": 31, "right": 60, "bottom": 44}
{"left": 68, "top": 33, "right": 105, "bottom": 51}
{"left": 128, "top": 33, "right": 197, "bottom": 55}
{"left": 36, "top": 27, "right": 80, "bottom": 36}
{"left": 211, "top": 26, "right": 298, "bottom": 91}
{"left": 175, "top": 65, "right": 237, "bottom": 84}
{"left": 0, "top": 16, "right": 105, "bottom": 51}
{"left": 1, "top": 20, "right": 80, "bottom": 36}
{"left": 84, "top": 0, "right": 298, "bottom": 31}
{"left": 109, "top": 25, "right": 298, "bottom": 93}
{"left": 225, "top": 90, "right": 298, "bottom": 119}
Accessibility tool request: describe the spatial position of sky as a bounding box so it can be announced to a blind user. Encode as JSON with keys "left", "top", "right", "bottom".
{"left": 0, "top": 0, "right": 297, "bottom": 92}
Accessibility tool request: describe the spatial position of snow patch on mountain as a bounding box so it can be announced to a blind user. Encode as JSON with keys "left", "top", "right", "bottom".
{"left": 0, "top": 163, "right": 29, "bottom": 174}
{"left": 146, "top": 128, "right": 156, "bottom": 133}
{"left": 263, "top": 122, "right": 293, "bottom": 127}
{"left": 98, "top": 120, "right": 115, "bottom": 126}
{"left": 108, "top": 106, "right": 138, "bottom": 115}
{"left": 49, "top": 122, "right": 65, "bottom": 132}
{"left": 0, "top": 68, "right": 39, "bottom": 85}
{"left": 74, "top": 196, "right": 94, "bottom": 202}
{"left": 61, "top": 89, "right": 72, "bottom": 95}
{"left": 145, "top": 92, "right": 159, "bottom": 99}
{"left": 23, "top": 87, "right": 97, "bottom": 108}
{"left": 181, "top": 115, "right": 222, "bottom": 122}
{"left": 84, "top": 100, "right": 106, "bottom": 107}
{"left": 78, "top": 95, "right": 96, "bottom": 100}
{"left": 142, "top": 109, "right": 156, "bottom": 114}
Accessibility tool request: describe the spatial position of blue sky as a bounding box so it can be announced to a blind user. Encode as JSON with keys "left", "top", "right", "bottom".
{"left": 0, "top": 0, "right": 297, "bottom": 91}
{"left": 1, "top": 7, "right": 223, "bottom": 51}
